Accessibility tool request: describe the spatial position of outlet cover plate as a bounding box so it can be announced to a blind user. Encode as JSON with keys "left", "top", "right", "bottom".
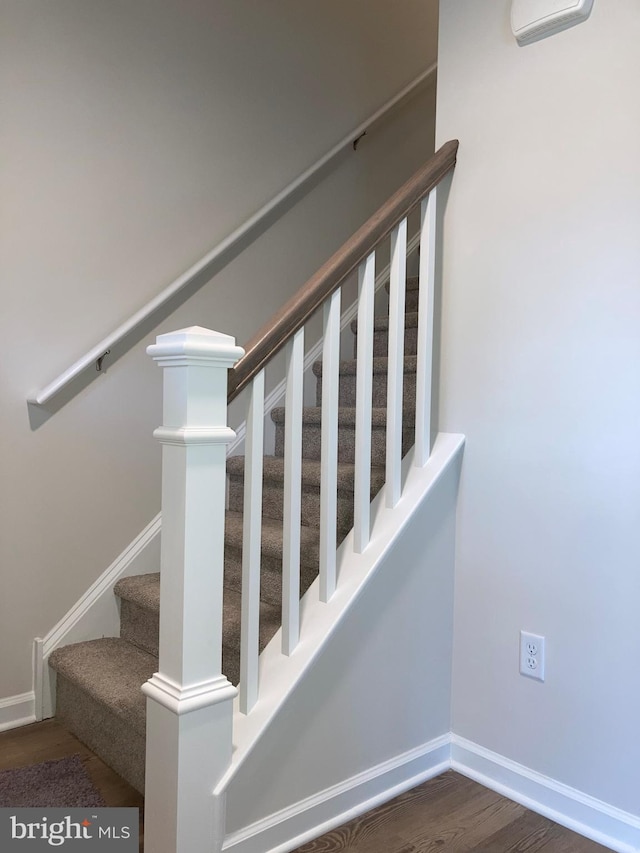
{"left": 520, "top": 631, "right": 545, "bottom": 681}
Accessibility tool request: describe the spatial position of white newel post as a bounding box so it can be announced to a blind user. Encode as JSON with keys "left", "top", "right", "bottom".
{"left": 142, "top": 327, "right": 244, "bottom": 853}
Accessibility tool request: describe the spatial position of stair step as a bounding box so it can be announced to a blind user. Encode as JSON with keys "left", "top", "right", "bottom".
{"left": 224, "top": 510, "right": 319, "bottom": 569}
{"left": 351, "top": 311, "right": 419, "bottom": 357}
{"left": 49, "top": 578, "right": 282, "bottom": 795}
{"left": 50, "top": 638, "right": 154, "bottom": 735}
{"left": 114, "top": 574, "right": 160, "bottom": 657}
{"left": 272, "top": 406, "right": 415, "bottom": 463}
{"left": 49, "top": 637, "right": 155, "bottom": 793}
{"left": 115, "top": 572, "right": 284, "bottom": 662}
{"left": 313, "top": 356, "right": 417, "bottom": 408}
{"left": 226, "top": 455, "right": 386, "bottom": 532}
{"left": 223, "top": 511, "right": 320, "bottom": 606}
{"left": 386, "top": 274, "right": 419, "bottom": 312}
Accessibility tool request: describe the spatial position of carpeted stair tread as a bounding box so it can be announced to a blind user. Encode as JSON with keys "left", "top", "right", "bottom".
{"left": 350, "top": 311, "right": 419, "bottom": 335}
{"left": 385, "top": 274, "right": 419, "bottom": 292}
{"left": 227, "top": 455, "right": 387, "bottom": 536}
{"left": 226, "top": 455, "right": 386, "bottom": 494}
{"left": 222, "top": 588, "right": 281, "bottom": 655}
{"left": 225, "top": 510, "right": 319, "bottom": 568}
{"left": 271, "top": 405, "right": 398, "bottom": 427}
{"left": 272, "top": 405, "right": 415, "bottom": 464}
{"left": 223, "top": 549, "right": 318, "bottom": 610}
{"left": 312, "top": 355, "right": 417, "bottom": 378}
{"left": 114, "top": 573, "right": 160, "bottom": 611}
{"left": 313, "top": 355, "right": 418, "bottom": 407}
{"left": 114, "top": 572, "right": 286, "bottom": 661}
{"left": 49, "top": 638, "right": 156, "bottom": 736}
{"left": 387, "top": 275, "right": 419, "bottom": 310}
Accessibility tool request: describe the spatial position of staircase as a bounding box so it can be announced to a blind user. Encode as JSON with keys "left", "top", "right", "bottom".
{"left": 45, "top": 141, "right": 460, "bottom": 853}
{"left": 48, "top": 276, "right": 422, "bottom": 796}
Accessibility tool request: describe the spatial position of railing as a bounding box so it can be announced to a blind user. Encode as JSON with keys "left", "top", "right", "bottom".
{"left": 28, "top": 62, "right": 437, "bottom": 410}
{"left": 142, "top": 140, "right": 458, "bottom": 853}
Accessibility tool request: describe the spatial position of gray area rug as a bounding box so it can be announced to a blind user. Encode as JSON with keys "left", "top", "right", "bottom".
{"left": 0, "top": 755, "right": 106, "bottom": 808}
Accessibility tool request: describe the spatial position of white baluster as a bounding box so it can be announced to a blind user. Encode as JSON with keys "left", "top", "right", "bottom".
{"left": 282, "top": 327, "right": 304, "bottom": 654}
{"left": 386, "top": 218, "right": 407, "bottom": 508}
{"left": 415, "top": 188, "right": 437, "bottom": 467}
{"left": 143, "top": 326, "right": 243, "bottom": 853}
{"left": 239, "top": 370, "right": 265, "bottom": 714}
{"left": 354, "top": 252, "right": 376, "bottom": 553}
{"left": 320, "top": 290, "right": 341, "bottom": 601}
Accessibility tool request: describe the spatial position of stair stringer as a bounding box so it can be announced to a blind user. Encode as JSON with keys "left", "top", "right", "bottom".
{"left": 219, "top": 434, "right": 464, "bottom": 853}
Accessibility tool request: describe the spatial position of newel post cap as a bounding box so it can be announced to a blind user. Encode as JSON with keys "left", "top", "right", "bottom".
{"left": 147, "top": 326, "right": 245, "bottom": 367}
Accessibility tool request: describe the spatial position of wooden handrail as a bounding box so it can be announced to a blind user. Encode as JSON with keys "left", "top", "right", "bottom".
{"left": 228, "top": 139, "right": 459, "bottom": 403}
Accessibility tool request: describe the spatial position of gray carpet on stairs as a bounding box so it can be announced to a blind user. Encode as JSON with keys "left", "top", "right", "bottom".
{"left": 48, "top": 272, "right": 421, "bottom": 795}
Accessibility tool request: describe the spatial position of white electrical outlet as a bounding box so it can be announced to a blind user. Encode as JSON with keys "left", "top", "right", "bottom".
{"left": 520, "top": 631, "right": 545, "bottom": 681}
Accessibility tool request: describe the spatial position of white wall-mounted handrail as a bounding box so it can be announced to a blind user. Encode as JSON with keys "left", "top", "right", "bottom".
{"left": 28, "top": 62, "right": 437, "bottom": 409}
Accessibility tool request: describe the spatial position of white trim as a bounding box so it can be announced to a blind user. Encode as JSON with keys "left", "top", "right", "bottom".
{"left": 154, "top": 426, "right": 237, "bottom": 446}
{"left": 34, "top": 514, "right": 161, "bottom": 720}
{"left": 222, "top": 735, "right": 450, "bottom": 853}
{"left": 33, "top": 639, "right": 44, "bottom": 721}
{"left": 142, "top": 672, "right": 237, "bottom": 715}
{"left": 29, "top": 64, "right": 437, "bottom": 408}
{"left": 451, "top": 735, "right": 640, "bottom": 853}
{"left": 0, "top": 692, "right": 36, "bottom": 732}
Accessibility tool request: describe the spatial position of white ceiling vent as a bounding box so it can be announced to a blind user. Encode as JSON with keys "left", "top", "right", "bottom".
{"left": 511, "top": 0, "right": 594, "bottom": 46}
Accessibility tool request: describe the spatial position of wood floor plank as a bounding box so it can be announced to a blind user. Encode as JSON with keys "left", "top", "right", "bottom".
{"left": 537, "top": 824, "right": 610, "bottom": 853}
{"left": 468, "top": 810, "right": 572, "bottom": 852}
{"left": 469, "top": 807, "right": 610, "bottom": 853}
{"left": 396, "top": 789, "right": 525, "bottom": 852}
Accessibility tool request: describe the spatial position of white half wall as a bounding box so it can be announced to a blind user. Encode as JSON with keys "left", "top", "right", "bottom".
{"left": 0, "top": 0, "right": 438, "bottom": 701}
{"left": 223, "top": 453, "right": 461, "bottom": 847}
{"left": 437, "top": 0, "right": 640, "bottom": 821}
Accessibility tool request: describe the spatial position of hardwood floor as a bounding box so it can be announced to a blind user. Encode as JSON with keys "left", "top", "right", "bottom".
{"left": 1, "top": 721, "right": 610, "bottom": 853}
{"left": 291, "top": 771, "right": 610, "bottom": 853}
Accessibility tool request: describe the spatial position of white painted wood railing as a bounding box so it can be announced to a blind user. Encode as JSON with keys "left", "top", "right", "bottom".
{"left": 144, "top": 141, "right": 457, "bottom": 853}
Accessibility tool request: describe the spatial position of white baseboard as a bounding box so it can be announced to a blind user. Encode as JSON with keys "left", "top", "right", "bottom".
{"left": 0, "top": 692, "right": 36, "bottom": 733}
{"left": 222, "top": 735, "right": 450, "bottom": 853}
{"left": 223, "top": 733, "right": 640, "bottom": 853}
{"left": 34, "top": 514, "right": 161, "bottom": 721}
{"left": 451, "top": 735, "right": 640, "bottom": 853}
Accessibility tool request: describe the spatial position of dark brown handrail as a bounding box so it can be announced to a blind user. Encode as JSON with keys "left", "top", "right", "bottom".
{"left": 228, "top": 139, "right": 459, "bottom": 403}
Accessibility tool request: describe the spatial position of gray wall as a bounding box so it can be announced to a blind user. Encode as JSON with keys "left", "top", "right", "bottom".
{"left": 0, "top": 1, "right": 438, "bottom": 701}
{"left": 437, "top": 0, "right": 640, "bottom": 816}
